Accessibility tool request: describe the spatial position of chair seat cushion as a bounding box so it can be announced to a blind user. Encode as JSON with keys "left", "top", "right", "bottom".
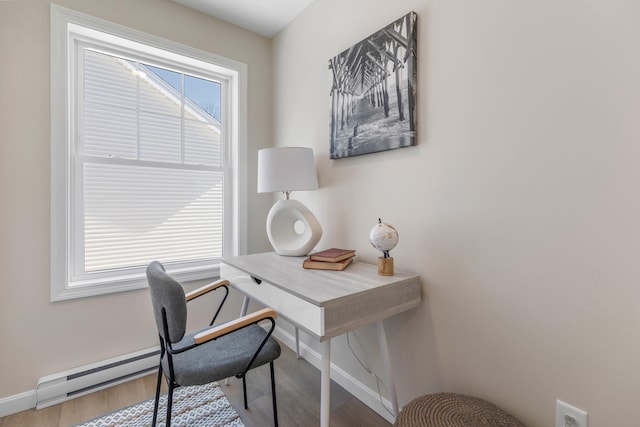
{"left": 394, "top": 393, "right": 526, "bottom": 427}
{"left": 163, "top": 323, "right": 281, "bottom": 386}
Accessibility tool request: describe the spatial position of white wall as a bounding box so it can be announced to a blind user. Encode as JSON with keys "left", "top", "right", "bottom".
{"left": 273, "top": 0, "right": 640, "bottom": 426}
{"left": 0, "top": 0, "right": 272, "bottom": 401}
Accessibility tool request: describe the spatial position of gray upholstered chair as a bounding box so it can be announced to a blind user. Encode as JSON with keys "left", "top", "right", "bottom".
{"left": 146, "top": 260, "right": 281, "bottom": 427}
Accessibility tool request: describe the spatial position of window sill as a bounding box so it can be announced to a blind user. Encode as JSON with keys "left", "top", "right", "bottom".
{"left": 51, "top": 263, "right": 221, "bottom": 302}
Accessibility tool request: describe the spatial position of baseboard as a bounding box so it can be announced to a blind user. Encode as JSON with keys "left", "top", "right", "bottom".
{"left": 35, "top": 347, "right": 159, "bottom": 409}
{"left": 0, "top": 390, "right": 36, "bottom": 418}
{"left": 1, "top": 346, "right": 159, "bottom": 418}
{"left": 1, "top": 330, "right": 396, "bottom": 421}
{"left": 273, "top": 326, "right": 396, "bottom": 424}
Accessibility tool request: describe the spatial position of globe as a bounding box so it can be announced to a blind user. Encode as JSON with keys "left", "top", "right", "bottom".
{"left": 369, "top": 221, "right": 399, "bottom": 254}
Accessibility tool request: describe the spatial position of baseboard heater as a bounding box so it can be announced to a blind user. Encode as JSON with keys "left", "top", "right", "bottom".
{"left": 35, "top": 347, "right": 160, "bottom": 409}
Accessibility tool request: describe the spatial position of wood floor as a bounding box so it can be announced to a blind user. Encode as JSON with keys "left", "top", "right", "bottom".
{"left": 0, "top": 343, "right": 391, "bottom": 427}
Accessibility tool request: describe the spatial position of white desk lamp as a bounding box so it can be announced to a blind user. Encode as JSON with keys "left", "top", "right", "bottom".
{"left": 257, "top": 147, "right": 322, "bottom": 256}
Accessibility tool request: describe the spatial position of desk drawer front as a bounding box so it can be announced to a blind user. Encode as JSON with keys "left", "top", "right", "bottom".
{"left": 221, "top": 264, "right": 324, "bottom": 337}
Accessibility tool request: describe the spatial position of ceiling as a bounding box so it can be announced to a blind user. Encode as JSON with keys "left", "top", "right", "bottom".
{"left": 173, "top": 0, "right": 316, "bottom": 38}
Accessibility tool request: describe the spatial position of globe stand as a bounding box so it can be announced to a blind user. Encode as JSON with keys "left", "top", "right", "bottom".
{"left": 377, "top": 257, "right": 394, "bottom": 276}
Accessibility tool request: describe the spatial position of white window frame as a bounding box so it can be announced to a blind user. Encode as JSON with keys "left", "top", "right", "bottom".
{"left": 50, "top": 5, "right": 247, "bottom": 301}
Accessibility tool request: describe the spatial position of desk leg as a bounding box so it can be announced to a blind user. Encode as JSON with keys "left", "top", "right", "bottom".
{"left": 295, "top": 327, "right": 300, "bottom": 358}
{"left": 320, "top": 339, "right": 331, "bottom": 427}
{"left": 240, "top": 295, "right": 250, "bottom": 316}
{"left": 377, "top": 320, "right": 399, "bottom": 416}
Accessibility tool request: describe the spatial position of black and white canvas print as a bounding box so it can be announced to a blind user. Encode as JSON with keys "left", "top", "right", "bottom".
{"left": 329, "top": 12, "right": 417, "bottom": 159}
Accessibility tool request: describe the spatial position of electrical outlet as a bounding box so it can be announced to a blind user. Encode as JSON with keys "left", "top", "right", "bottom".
{"left": 556, "top": 399, "right": 587, "bottom": 427}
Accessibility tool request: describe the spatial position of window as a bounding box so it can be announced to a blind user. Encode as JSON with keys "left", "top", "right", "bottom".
{"left": 50, "top": 5, "right": 247, "bottom": 301}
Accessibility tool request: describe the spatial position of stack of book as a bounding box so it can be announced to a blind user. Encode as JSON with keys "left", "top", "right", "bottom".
{"left": 303, "top": 248, "right": 356, "bottom": 271}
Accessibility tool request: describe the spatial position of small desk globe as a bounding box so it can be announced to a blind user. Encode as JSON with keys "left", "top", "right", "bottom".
{"left": 369, "top": 222, "right": 399, "bottom": 253}
{"left": 369, "top": 221, "right": 398, "bottom": 276}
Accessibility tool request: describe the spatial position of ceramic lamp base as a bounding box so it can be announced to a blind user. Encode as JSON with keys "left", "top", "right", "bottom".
{"left": 266, "top": 198, "right": 322, "bottom": 256}
{"left": 377, "top": 257, "right": 394, "bottom": 276}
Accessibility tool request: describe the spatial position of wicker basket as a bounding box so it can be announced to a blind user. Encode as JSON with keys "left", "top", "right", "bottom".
{"left": 394, "top": 393, "right": 527, "bottom": 427}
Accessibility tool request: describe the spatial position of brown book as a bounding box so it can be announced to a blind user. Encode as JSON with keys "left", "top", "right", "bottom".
{"left": 303, "top": 256, "right": 354, "bottom": 271}
{"left": 309, "top": 248, "right": 356, "bottom": 263}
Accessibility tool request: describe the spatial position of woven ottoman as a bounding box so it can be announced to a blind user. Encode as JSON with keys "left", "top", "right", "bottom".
{"left": 394, "top": 393, "right": 526, "bottom": 427}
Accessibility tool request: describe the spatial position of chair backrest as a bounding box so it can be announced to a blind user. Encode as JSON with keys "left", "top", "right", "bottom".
{"left": 146, "top": 261, "right": 187, "bottom": 344}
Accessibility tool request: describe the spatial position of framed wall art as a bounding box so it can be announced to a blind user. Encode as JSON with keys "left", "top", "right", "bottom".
{"left": 329, "top": 11, "right": 417, "bottom": 159}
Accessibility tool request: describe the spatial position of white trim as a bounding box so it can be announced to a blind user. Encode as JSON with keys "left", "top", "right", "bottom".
{"left": 36, "top": 347, "right": 160, "bottom": 409}
{"left": 50, "top": 3, "right": 72, "bottom": 304}
{"left": 51, "top": 5, "right": 244, "bottom": 73}
{"left": 50, "top": 4, "right": 247, "bottom": 300}
{"left": 0, "top": 346, "right": 159, "bottom": 417}
{"left": 0, "top": 391, "right": 36, "bottom": 418}
{"left": 0, "top": 331, "right": 393, "bottom": 420}
{"left": 232, "top": 63, "right": 249, "bottom": 256}
{"left": 273, "top": 326, "right": 397, "bottom": 424}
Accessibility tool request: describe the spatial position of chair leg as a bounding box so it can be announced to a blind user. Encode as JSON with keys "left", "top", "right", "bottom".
{"left": 270, "top": 361, "right": 278, "bottom": 427}
{"left": 242, "top": 375, "right": 248, "bottom": 409}
{"left": 166, "top": 382, "right": 174, "bottom": 427}
{"left": 152, "top": 364, "right": 163, "bottom": 427}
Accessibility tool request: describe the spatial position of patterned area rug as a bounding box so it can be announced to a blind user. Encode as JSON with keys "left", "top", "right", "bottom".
{"left": 75, "top": 382, "right": 244, "bottom": 427}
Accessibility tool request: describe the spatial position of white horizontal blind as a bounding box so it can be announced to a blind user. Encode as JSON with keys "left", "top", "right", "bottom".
{"left": 75, "top": 47, "right": 223, "bottom": 279}
{"left": 82, "top": 162, "right": 223, "bottom": 272}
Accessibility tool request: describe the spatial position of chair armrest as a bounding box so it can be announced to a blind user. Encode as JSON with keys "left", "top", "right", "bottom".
{"left": 193, "top": 307, "right": 278, "bottom": 344}
{"left": 185, "top": 279, "right": 230, "bottom": 302}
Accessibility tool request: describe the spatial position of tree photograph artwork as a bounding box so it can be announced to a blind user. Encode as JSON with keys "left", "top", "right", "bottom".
{"left": 329, "top": 12, "right": 417, "bottom": 159}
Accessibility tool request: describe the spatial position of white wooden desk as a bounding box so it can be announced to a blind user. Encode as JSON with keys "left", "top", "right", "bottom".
{"left": 220, "top": 252, "right": 421, "bottom": 426}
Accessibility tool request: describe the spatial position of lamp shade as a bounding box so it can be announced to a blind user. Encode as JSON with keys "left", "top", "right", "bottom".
{"left": 257, "top": 147, "right": 319, "bottom": 193}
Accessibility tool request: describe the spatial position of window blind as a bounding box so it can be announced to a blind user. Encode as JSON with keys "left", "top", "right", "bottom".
{"left": 76, "top": 48, "right": 223, "bottom": 278}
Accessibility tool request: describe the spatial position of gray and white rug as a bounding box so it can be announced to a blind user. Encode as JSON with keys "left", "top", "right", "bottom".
{"left": 75, "top": 382, "right": 244, "bottom": 427}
